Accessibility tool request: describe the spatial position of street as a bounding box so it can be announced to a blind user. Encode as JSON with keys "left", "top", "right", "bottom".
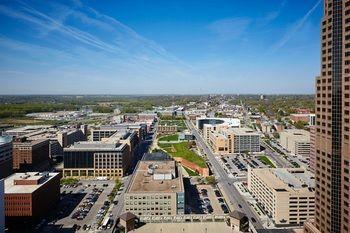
{"left": 185, "top": 119, "right": 264, "bottom": 230}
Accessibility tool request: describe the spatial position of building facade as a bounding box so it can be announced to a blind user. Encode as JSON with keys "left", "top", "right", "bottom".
{"left": 208, "top": 127, "right": 260, "bottom": 154}
{"left": 248, "top": 168, "right": 315, "bottom": 226}
{"left": 304, "top": 1, "right": 350, "bottom": 233}
{"left": 157, "top": 125, "right": 178, "bottom": 135}
{"left": 63, "top": 141, "right": 130, "bottom": 178}
{"left": 0, "top": 136, "right": 13, "bottom": 179}
{"left": 280, "top": 129, "right": 311, "bottom": 157}
{"left": 124, "top": 152, "right": 185, "bottom": 216}
{"left": 309, "top": 126, "right": 316, "bottom": 173}
{"left": 4, "top": 172, "right": 60, "bottom": 218}
{"left": 12, "top": 138, "right": 50, "bottom": 172}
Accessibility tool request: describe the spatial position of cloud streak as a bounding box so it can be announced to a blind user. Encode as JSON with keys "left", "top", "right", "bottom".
{"left": 0, "top": 0, "right": 196, "bottom": 87}
{"left": 269, "top": 0, "right": 321, "bottom": 52}
{"left": 207, "top": 18, "right": 251, "bottom": 40}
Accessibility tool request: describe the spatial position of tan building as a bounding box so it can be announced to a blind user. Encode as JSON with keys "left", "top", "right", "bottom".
{"left": 124, "top": 152, "right": 185, "bottom": 216}
{"left": 203, "top": 123, "right": 229, "bottom": 142}
{"left": 303, "top": 1, "right": 350, "bottom": 233}
{"left": 208, "top": 127, "right": 260, "bottom": 154}
{"left": 12, "top": 138, "right": 50, "bottom": 172}
{"left": 280, "top": 129, "right": 310, "bottom": 157}
{"left": 248, "top": 168, "right": 315, "bottom": 226}
{"left": 308, "top": 126, "right": 316, "bottom": 173}
{"left": 4, "top": 172, "right": 60, "bottom": 218}
{"left": 208, "top": 131, "right": 230, "bottom": 154}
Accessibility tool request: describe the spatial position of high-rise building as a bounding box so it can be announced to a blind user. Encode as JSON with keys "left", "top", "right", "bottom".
{"left": 309, "top": 126, "right": 316, "bottom": 173}
{"left": 304, "top": 1, "right": 350, "bottom": 233}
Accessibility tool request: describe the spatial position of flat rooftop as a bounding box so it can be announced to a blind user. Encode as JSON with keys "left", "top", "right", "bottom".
{"left": 251, "top": 168, "right": 315, "bottom": 193}
{"left": 0, "top": 136, "right": 12, "bottom": 145}
{"left": 128, "top": 160, "right": 184, "bottom": 193}
{"left": 281, "top": 129, "right": 310, "bottom": 137}
{"left": 6, "top": 125, "right": 53, "bottom": 133}
{"left": 4, "top": 172, "right": 59, "bottom": 194}
{"left": 133, "top": 222, "right": 239, "bottom": 233}
{"left": 226, "top": 127, "right": 259, "bottom": 135}
{"left": 64, "top": 141, "right": 125, "bottom": 151}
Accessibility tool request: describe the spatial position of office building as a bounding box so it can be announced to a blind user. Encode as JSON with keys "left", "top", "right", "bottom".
{"left": 5, "top": 125, "right": 86, "bottom": 159}
{"left": 124, "top": 152, "right": 185, "bottom": 216}
{"left": 57, "top": 128, "right": 86, "bottom": 148}
{"left": 63, "top": 141, "right": 130, "bottom": 178}
{"left": 208, "top": 127, "right": 260, "bottom": 154}
{"left": 4, "top": 172, "right": 60, "bottom": 218}
{"left": 280, "top": 130, "right": 310, "bottom": 157}
{"left": 0, "top": 136, "right": 13, "bottom": 179}
{"left": 5, "top": 125, "right": 52, "bottom": 137}
{"left": 92, "top": 124, "right": 147, "bottom": 142}
{"left": 12, "top": 138, "right": 50, "bottom": 172}
{"left": 304, "top": 1, "right": 350, "bottom": 232}
{"left": 91, "top": 126, "right": 118, "bottom": 142}
{"left": 157, "top": 125, "right": 177, "bottom": 135}
{"left": 248, "top": 168, "right": 315, "bottom": 226}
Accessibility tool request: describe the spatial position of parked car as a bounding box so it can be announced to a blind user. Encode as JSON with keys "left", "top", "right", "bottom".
{"left": 221, "top": 204, "right": 229, "bottom": 214}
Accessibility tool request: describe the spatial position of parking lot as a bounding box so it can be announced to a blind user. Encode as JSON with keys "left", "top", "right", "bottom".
{"left": 184, "top": 178, "right": 230, "bottom": 215}
{"left": 221, "top": 154, "right": 269, "bottom": 178}
{"left": 40, "top": 180, "right": 115, "bottom": 233}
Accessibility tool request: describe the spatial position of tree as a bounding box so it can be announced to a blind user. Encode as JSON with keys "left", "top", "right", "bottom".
{"left": 205, "top": 176, "right": 217, "bottom": 185}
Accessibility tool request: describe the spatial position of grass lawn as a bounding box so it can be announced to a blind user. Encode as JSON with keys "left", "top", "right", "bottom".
{"left": 259, "top": 155, "right": 276, "bottom": 168}
{"left": 159, "top": 142, "right": 206, "bottom": 168}
{"left": 183, "top": 166, "right": 199, "bottom": 176}
{"left": 60, "top": 178, "right": 79, "bottom": 186}
{"left": 159, "top": 134, "right": 178, "bottom": 142}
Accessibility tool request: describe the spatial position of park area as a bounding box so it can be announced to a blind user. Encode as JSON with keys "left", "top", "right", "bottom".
{"left": 159, "top": 118, "right": 187, "bottom": 132}
{"left": 158, "top": 141, "right": 207, "bottom": 169}
{"left": 158, "top": 134, "right": 179, "bottom": 142}
{"left": 258, "top": 155, "right": 276, "bottom": 168}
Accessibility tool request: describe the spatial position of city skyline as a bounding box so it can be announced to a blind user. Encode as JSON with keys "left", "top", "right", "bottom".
{"left": 0, "top": 0, "right": 322, "bottom": 95}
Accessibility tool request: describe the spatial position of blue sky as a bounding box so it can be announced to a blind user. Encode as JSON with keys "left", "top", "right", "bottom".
{"left": 0, "top": 0, "right": 322, "bottom": 94}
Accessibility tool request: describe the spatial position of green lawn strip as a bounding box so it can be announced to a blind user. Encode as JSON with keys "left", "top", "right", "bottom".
{"left": 183, "top": 166, "right": 199, "bottom": 176}
{"left": 158, "top": 143, "right": 172, "bottom": 149}
{"left": 160, "top": 142, "right": 206, "bottom": 168}
{"left": 259, "top": 155, "right": 276, "bottom": 168}
{"left": 108, "top": 179, "right": 122, "bottom": 202}
{"left": 159, "top": 134, "right": 178, "bottom": 142}
{"left": 60, "top": 178, "right": 79, "bottom": 186}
